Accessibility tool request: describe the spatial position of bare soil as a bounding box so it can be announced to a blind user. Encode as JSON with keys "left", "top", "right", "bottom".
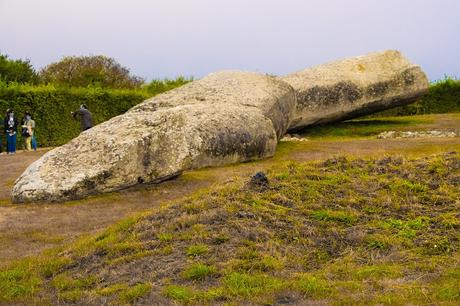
{"left": 0, "top": 114, "right": 459, "bottom": 266}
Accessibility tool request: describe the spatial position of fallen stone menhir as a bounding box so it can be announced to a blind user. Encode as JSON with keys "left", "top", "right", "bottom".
{"left": 12, "top": 72, "right": 295, "bottom": 203}
{"left": 283, "top": 50, "right": 429, "bottom": 130}
{"left": 12, "top": 50, "right": 428, "bottom": 203}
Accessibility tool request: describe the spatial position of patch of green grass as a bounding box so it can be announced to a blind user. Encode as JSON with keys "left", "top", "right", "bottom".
{"left": 157, "top": 233, "right": 173, "bottom": 242}
{"left": 258, "top": 256, "right": 284, "bottom": 271}
{"left": 182, "top": 263, "right": 217, "bottom": 280}
{"left": 223, "top": 272, "right": 285, "bottom": 297}
{"left": 231, "top": 254, "right": 285, "bottom": 272}
{"left": 156, "top": 245, "right": 174, "bottom": 255}
{"left": 436, "top": 284, "right": 460, "bottom": 301}
{"left": 58, "top": 289, "right": 83, "bottom": 302}
{"left": 423, "top": 237, "right": 454, "bottom": 255}
{"left": 186, "top": 244, "right": 209, "bottom": 257}
{"left": 163, "top": 285, "right": 195, "bottom": 302}
{"left": 0, "top": 248, "right": 74, "bottom": 302}
{"left": 389, "top": 179, "right": 428, "bottom": 194}
{"left": 379, "top": 217, "right": 431, "bottom": 240}
{"left": 73, "top": 213, "right": 145, "bottom": 258}
{"left": 365, "top": 235, "right": 390, "bottom": 250}
{"left": 310, "top": 209, "right": 357, "bottom": 225}
{"left": 294, "top": 274, "right": 331, "bottom": 298}
{"left": 106, "top": 250, "right": 154, "bottom": 266}
{"left": 51, "top": 274, "right": 97, "bottom": 292}
{"left": 119, "top": 283, "right": 151, "bottom": 303}
{"left": 352, "top": 265, "right": 403, "bottom": 281}
{"left": 436, "top": 213, "right": 460, "bottom": 229}
{"left": 213, "top": 234, "right": 230, "bottom": 245}
{"left": 39, "top": 256, "right": 72, "bottom": 278}
{"left": 298, "top": 116, "right": 432, "bottom": 139}
{"left": 163, "top": 285, "right": 224, "bottom": 303}
{"left": 29, "top": 231, "right": 65, "bottom": 244}
{"left": 0, "top": 262, "right": 42, "bottom": 301}
{"left": 96, "top": 283, "right": 128, "bottom": 296}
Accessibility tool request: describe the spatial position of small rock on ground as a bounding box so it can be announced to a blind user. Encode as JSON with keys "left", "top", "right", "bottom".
{"left": 377, "top": 130, "right": 459, "bottom": 139}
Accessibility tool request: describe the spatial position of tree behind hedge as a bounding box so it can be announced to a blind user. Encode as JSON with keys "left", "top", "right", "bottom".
{"left": 40, "top": 55, "right": 144, "bottom": 89}
{"left": 144, "top": 76, "right": 193, "bottom": 95}
{"left": 0, "top": 54, "right": 39, "bottom": 84}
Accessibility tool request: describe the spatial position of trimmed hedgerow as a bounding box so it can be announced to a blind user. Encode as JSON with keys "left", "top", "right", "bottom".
{"left": 0, "top": 83, "right": 150, "bottom": 147}
{"left": 372, "top": 77, "right": 460, "bottom": 117}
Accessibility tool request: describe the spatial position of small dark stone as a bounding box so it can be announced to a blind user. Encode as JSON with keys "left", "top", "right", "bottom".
{"left": 428, "top": 181, "right": 440, "bottom": 190}
{"left": 249, "top": 171, "right": 269, "bottom": 188}
{"left": 236, "top": 211, "right": 256, "bottom": 219}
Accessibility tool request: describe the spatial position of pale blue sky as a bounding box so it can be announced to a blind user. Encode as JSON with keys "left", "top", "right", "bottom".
{"left": 0, "top": 0, "right": 458, "bottom": 81}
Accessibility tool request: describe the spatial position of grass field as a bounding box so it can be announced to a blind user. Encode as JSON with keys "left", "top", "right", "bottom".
{"left": 294, "top": 114, "right": 460, "bottom": 139}
{"left": 0, "top": 113, "right": 459, "bottom": 305}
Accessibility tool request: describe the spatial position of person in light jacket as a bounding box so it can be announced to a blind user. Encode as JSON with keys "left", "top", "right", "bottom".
{"left": 21, "top": 111, "right": 35, "bottom": 151}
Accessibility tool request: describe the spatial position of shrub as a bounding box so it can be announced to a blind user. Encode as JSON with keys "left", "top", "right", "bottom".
{"left": 40, "top": 55, "right": 143, "bottom": 89}
{"left": 372, "top": 76, "right": 460, "bottom": 116}
{"left": 144, "top": 76, "right": 192, "bottom": 95}
{"left": 0, "top": 54, "right": 39, "bottom": 84}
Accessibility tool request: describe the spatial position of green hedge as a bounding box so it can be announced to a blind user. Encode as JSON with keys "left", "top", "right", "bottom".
{"left": 372, "top": 77, "right": 460, "bottom": 117}
{"left": 0, "top": 83, "right": 150, "bottom": 147}
{"left": 1, "top": 76, "right": 456, "bottom": 148}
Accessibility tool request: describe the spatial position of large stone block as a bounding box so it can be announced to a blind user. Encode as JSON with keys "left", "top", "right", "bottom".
{"left": 12, "top": 71, "right": 295, "bottom": 203}
{"left": 282, "top": 50, "right": 429, "bottom": 130}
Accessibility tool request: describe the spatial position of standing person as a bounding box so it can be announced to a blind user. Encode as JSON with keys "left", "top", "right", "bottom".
{"left": 4, "top": 109, "right": 18, "bottom": 154}
{"left": 21, "top": 111, "right": 35, "bottom": 151}
{"left": 0, "top": 114, "right": 3, "bottom": 154}
{"left": 71, "top": 104, "right": 93, "bottom": 132}
{"left": 31, "top": 132, "right": 38, "bottom": 151}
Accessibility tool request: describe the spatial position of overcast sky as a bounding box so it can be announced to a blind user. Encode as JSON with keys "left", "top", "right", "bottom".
{"left": 0, "top": 0, "right": 458, "bottom": 81}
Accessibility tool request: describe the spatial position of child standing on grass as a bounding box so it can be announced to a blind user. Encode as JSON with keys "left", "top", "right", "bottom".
{"left": 4, "top": 109, "right": 18, "bottom": 154}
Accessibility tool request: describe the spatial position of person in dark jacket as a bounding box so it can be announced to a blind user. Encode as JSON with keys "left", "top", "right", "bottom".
{"left": 71, "top": 104, "right": 93, "bottom": 132}
{"left": 4, "top": 109, "right": 19, "bottom": 154}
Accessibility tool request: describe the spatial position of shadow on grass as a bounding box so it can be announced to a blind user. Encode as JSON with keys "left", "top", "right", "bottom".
{"left": 296, "top": 117, "right": 430, "bottom": 138}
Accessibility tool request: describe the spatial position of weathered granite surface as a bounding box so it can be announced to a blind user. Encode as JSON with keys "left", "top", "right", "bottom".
{"left": 282, "top": 50, "right": 429, "bottom": 130}
{"left": 12, "top": 71, "right": 295, "bottom": 203}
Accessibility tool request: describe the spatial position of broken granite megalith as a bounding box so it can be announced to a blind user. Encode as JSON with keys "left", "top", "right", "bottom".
{"left": 12, "top": 71, "right": 295, "bottom": 203}
{"left": 283, "top": 50, "right": 429, "bottom": 130}
{"left": 12, "top": 50, "right": 429, "bottom": 203}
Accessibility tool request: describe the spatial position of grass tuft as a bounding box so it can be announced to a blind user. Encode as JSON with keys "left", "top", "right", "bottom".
{"left": 183, "top": 263, "right": 217, "bottom": 281}
{"left": 223, "top": 272, "right": 285, "bottom": 297}
{"left": 119, "top": 283, "right": 151, "bottom": 303}
{"left": 186, "top": 244, "right": 209, "bottom": 257}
